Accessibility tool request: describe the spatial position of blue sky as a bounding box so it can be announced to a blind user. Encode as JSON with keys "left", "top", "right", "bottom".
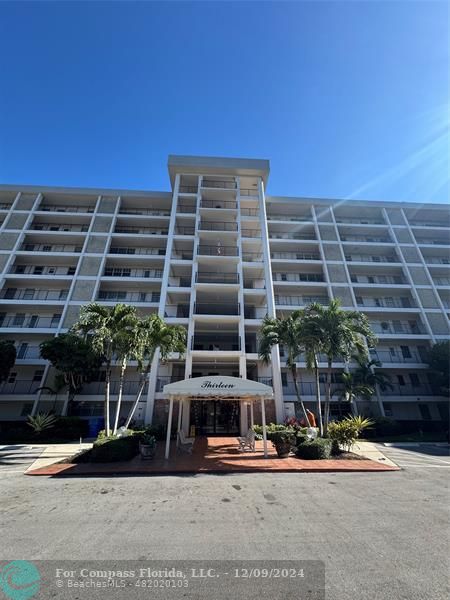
{"left": 0, "top": 1, "right": 448, "bottom": 203}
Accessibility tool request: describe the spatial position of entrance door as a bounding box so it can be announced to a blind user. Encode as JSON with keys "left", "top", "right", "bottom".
{"left": 190, "top": 400, "right": 240, "bottom": 435}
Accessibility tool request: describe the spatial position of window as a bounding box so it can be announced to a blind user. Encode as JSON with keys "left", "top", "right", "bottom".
{"left": 4, "top": 288, "right": 17, "bottom": 299}
{"left": 400, "top": 346, "right": 411, "bottom": 359}
{"left": 418, "top": 404, "right": 431, "bottom": 420}
{"left": 15, "top": 265, "right": 26, "bottom": 274}
{"left": 409, "top": 373, "right": 420, "bottom": 387}
{"left": 13, "top": 314, "right": 25, "bottom": 326}
{"left": 24, "top": 244, "right": 35, "bottom": 251}
{"left": 23, "top": 289, "right": 35, "bottom": 300}
{"left": 29, "top": 315, "right": 39, "bottom": 328}
{"left": 33, "top": 370, "right": 44, "bottom": 382}
{"left": 17, "top": 343, "right": 28, "bottom": 359}
{"left": 281, "top": 373, "right": 288, "bottom": 387}
{"left": 67, "top": 267, "right": 76, "bottom": 275}
{"left": 42, "top": 245, "right": 52, "bottom": 252}
{"left": 48, "top": 267, "right": 56, "bottom": 275}
{"left": 397, "top": 375, "right": 405, "bottom": 386}
{"left": 8, "top": 372, "right": 17, "bottom": 383}
{"left": 33, "top": 266, "right": 44, "bottom": 275}
{"left": 368, "top": 276, "right": 375, "bottom": 284}
{"left": 20, "top": 403, "right": 34, "bottom": 417}
{"left": 383, "top": 402, "right": 393, "bottom": 417}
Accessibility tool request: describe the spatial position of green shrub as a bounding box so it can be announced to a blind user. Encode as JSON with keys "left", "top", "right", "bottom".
{"left": 328, "top": 416, "right": 373, "bottom": 452}
{"left": 295, "top": 431, "right": 309, "bottom": 446}
{"left": 90, "top": 434, "right": 140, "bottom": 462}
{"left": 296, "top": 438, "right": 332, "bottom": 460}
{"left": 252, "top": 423, "right": 296, "bottom": 441}
{"left": 27, "top": 412, "right": 58, "bottom": 435}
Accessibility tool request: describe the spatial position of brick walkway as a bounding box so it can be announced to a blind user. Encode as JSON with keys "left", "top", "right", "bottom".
{"left": 26, "top": 436, "right": 399, "bottom": 476}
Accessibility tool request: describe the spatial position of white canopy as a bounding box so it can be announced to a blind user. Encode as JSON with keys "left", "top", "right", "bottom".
{"left": 163, "top": 375, "right": 273, "bottom": 399}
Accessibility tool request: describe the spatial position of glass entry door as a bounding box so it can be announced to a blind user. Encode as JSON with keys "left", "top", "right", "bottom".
{"left": 190, "top": 400, "right": 240, "bottom": 435}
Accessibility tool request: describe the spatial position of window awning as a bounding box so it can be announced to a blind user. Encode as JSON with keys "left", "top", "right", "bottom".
{"left": 163, "top": 375, "right": 273, "bottom": 399}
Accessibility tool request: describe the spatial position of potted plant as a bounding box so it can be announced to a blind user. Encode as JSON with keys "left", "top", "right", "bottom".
{"left": 271, "top": 430, "right": 296, "bottom": 458}
{"left": 139, "top": 432, "right": 157, "bottom": 460}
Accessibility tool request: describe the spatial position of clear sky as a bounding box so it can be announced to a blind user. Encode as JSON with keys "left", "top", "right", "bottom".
{"left": 0, "top": 1, "right": 448, "bottom": 204}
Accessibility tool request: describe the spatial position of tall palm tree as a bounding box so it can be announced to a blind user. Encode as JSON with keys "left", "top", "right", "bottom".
{"left": 304, "top": 299, "right": 377, "bottom": 432}
{"left": 258, "top": 312, "right": 312, "bottom": 427}
{"left": 333, "top": 371, "right": 374, "bottom": 415}
{"left": 124, "top": 315, "right": 187, "bottom": 429}
{"left": 72, "top": 303, "right": 138, "bottom": 436}
{"left": 353, "top": 355, "right": 393, "bottom": 397}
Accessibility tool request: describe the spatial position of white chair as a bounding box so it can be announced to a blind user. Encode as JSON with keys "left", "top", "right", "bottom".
{"left": 237, "top": 429, "right": 256, "bottom": 452}
{"left": 178, "top": 430, "right": 195, "bottom": 454}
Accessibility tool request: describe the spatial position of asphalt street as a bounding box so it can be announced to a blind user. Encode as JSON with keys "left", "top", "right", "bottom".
{"left": 0, "top": 444, "right": 448, "bottom": 600}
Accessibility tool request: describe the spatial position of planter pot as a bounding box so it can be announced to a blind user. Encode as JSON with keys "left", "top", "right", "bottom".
{"left": 274, "top": 442, "right": 292, "bottom": 458}
{"left": 139, "top": 442, "right": 156, "bottom": 460}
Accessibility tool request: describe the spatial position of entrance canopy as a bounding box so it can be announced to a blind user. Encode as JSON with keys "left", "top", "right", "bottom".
{"left": 163, "top": 375, "right": 273, "bottom": 400}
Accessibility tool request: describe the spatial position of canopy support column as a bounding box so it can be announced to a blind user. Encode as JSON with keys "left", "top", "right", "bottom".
{"left": 165, "top": 396, "right": 174, "bottom": 460}
{"left": 176, "top": 399, "right": 183, "bottom": 447}
{"left": 249, "top": 401, "right": 254, "bottom": 428}
{"left": 261, "top": 397, "right": 268, "bottom": 458}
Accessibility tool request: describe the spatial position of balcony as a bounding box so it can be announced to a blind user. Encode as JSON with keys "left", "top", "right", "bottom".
{"left": 351, "top": 275, "right": 407, "bottom": 285}
{"left": 370, "top": 321, "right": 425, "bottom": 335}
{"left": 0, "top": 289, "right": 68, "bottom": 301}
{"left": 174, "top": 226, "right": 195, "bottom": 236}
{"left": 97, "top": 291, "right": 160, "bottom": 303}
{"left": 0, "top": 203, "right": 13, "bottom": 210}
{"left": 171, "top": 250, "right": 193, "bottom": 260}
{"left": 15, "top": 345, "right": 42, "bottom": 359}
{"left": 0, "top": 315, "right": 61, "bottom": 328}
{"left": 273, "top": 273, "right": 324, "bottom": 283}
{"left": 196, "top": 272, "right": 239, "bottom": 284}
{"left": 201, "top": 179, "right": 236, "bottom": 190}
{"left": 241, "top": 229, "right": 262, "bottom": 238}
{"left": 164, "top": 304, "right": 190, "bottom": 318}
{"left": 118, "top": 208, "right": 170, "bottom": 216}
{"left": 177, "top": 204, "right": 197, "bottom": 213}
{"left": 269, "top": 232, "right": 316, "bottom": 241}
{"left": 383, "top": 383, "right": 434, "bottom": 397}
{"left": 370, "top": 349, "right": 424, "bottom": 364}
{"left": 415, "top": 238, "right": 450, "bottom": 246}
{"left": 433, "top": 277, "right": 450, "bottom": 286}
{"left": 0, "top": 380, "right": 42, "bottom": 395}
{"left": 199, "top": 221, "right": 238, "bottom": 232}
{"left": 345, "top": 254, "right": 399, "bottom": 263}
{"left": 39, "top": 204, "right": 95, "bottom": 213}
{"left": 271, "top": 251, "right": 321, "bottom": 261}
{"left": 240, "top": 188, "right": 258, "bottom": 197}
{"left": 80, "top": 381, "right": 148, "bottom": 395}
{"left": 241, "top": 208, "right": 259, "bottom": 216}
{"left": 197, "top": 245, "right": 238, "bottom": 257}
{"left": 281, "top": 382, "right": 340, "bottom": 396}
{"left": 244, "top": 306, "right": 268, "bottom": 319}
{"left": 30, "top": 223, "right": 89, "bottom": 232}
{"left": 103, "top": 267, "right": 163, "bottom": 279}
{"left": 275, "top": 295, "right": 329, "bottom": 306}
{"left": 194, "top": 303, "right": 240, "bottom": 316}
{"left": 192, "top": 336, "right": 241, "bottom": 351}
{"left": 168, "top": 276, "right": 192, "bottom": 287}
{"left": 340, "top": 235, "right": 392, "bottom": 243}
{"left": 267, "top": 215, "right": 312, "bottom": 223}
{"left": 109, "top": 246, "right": 165, "bottom": 256}
{"left": 410, "top": 220, "right": 450, "bottom": 228}
{"left": 356, "top": 297, "right": 416, "bottom": 309}
{"left": 19, "top": 243, "right": 83, "bottom": 253}
{"left": 179, "top": 185, "right": 198, "bottom": 194}
{"left": 423, "top": 257, "right": 450, "bottom": 265}
{"left": 155, "top": 376, "right": 184, "bottom": 392}
{"left": 242, "top": 252, "right": 264, "bottom": 262}
{"left": 113, "top": 226, "right": 168, "bottom": 235}
{"left": 201, "top": 199, "right": 237, "bottom": 210}
{"left": 335, "top": 218, "right": 385, "bottom": 225}
{"left": 243, "top": 278, "right": 265, "bottom": 290}
{"left": 9, "top": 265, "right": 76, "bottom": 277}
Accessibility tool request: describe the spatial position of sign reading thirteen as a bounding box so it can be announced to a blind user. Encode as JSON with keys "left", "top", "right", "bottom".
{"left": 200, "top": 380, "right": 235, "bottom": 390}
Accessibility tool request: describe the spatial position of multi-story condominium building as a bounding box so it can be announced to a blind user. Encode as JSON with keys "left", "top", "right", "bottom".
{"left": 0, "top": 155, "right": 449, "bottom": 434}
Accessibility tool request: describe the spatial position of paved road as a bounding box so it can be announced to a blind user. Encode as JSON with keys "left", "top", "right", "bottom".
{"left": 0, "top": 444, "right": 44, "bottom": 473}
{"left": 0, "top": 463, "right": 448, "bottom": 599}
{"left": 377, "top": 443, "right": 450, "bottom": 469}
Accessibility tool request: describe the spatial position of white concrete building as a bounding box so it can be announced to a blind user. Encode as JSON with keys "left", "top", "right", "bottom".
{"left": 0, "top": 155, "right": 449, "bottom": 432}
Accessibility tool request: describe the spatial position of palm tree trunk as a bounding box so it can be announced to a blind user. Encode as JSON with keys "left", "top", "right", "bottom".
{"left": 104, "top": 361, "right": 111, "bottom": 436}
{"left": 291, "top": 365, "right": 311, "bottom": 427}
{"left": 124, "top": 364, "right": 150, "bottom": 429}
{"left": 314, "top": 358, "right": 323, "bottom": 436}
{"left": 113, "top": 358, "right": 127, "bottom": 435}
{"left": 324, "top": 359, "right": 333, "bottom": 434}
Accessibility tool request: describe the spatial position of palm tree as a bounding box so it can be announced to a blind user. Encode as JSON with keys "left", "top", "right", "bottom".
{"left": 353, "top": 355, "right": 393, "bottom": 397}
{"left": 334, "top": 371, "right": 374, "bottom": 415}
{"left": 124, "top": 315, "right": 187, "bottom": 429}
{"left": 258, "top": 312, "right": 312, "bottom": 427}
{"left": 303, "top": 299, "right": 377, "bottom": 433}
{"left": 72, "top": 303, "right": 138, "bottom": 436}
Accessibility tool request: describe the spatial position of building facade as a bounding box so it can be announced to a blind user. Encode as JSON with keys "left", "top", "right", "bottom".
{"left": 0, "top": 155, "right": 449, "bottom": 432}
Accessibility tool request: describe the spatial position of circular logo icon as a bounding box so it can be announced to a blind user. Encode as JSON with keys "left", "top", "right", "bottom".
{"left": 0, "top": 561, "right": 40, "bottom": 600}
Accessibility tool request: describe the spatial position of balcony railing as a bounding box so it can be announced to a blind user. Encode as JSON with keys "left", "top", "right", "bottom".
{"left": 194, "top": 303, "right": 240, "bottom": 315}
{"left": 31, "top": 223, "right": 89, "bottom": 232}
{"left": 0, "top": 203, "right": 13, "bottom": 210}
{"left": 340, "top": 236, "right": 392, "bottom": 243}
{"left": 345, "top": 255, "right": 399, "bottom": 263}
{"left": 118, "top": 209, "right": 170, "bottom": 216}
{"left": 370, "top": 322, "right": 425, "bottom": 335}
{"left": 39, "top": 204, "right": 95, "bottom": 213}
{"left": 179, "top": 185, "right": 198, "bottom": 194}
{"left": 273, "top": 273, "right": 324, "bottom": 283}
{"left": 424, "top": 257, "right": 450, "bottom": 265}
{"left": 370, "top": 349, "right": 424, "bottom": 364}
{"left": 242, "top": 252, "right": 264, "bottom": 262}
{"left": 410, "top": 220, "right": 450, "bottom": 228}
{"left": 201, "top": 179, "right": 236, "bottom": 190}
{"left": 192, "top": 338, "right": 241, "bottom": 351}
{"left": 196, "top": 272, "right": 239, "bottom": 284}
{"left": 97, "top": 291, "right": 160, "bottom": 303}
{"left": 267, "top": 215, "right": 312, "bottom": 223}
{"left": 171, "top": 251, "right": 193, "bottom": 260}
{"left": 114, "top": 226, "right": 168, "bottom": 235}
{"left": 80, "top": 380, "right": 148, "bottom": 395}
{"left": 10, "top": 266, "right": 76, "bottom": 276}
{"left": 15, "top": 345, "right": 42, "bottom": 359}
{"left": 415, "top": 238, "right": 450, "bottom": 246}
{"left": 351, "top": 276, "right": 407, "bottom": 285}
{"left": 0, "top": 289, "right": 68, "bottom": 301}
{"left": 240, "top": 188, "right": 258, "bottom": 196}
{"left": 197, "top": 245, "right": 238, "bottom": 257}
{"left": 168, "top": 277, "right": 191, "bottom": 287}
{"left": 281, "top": 382, "right": 341, "bottom": 396}
{"left": 0, "top": 316, "right": 61, "bottom": 328}
{"left": 19, "top": 243, "right": 83, "bottom": 253}
{"left": 241, "top": 229, "right": 262, "bottom": 238}
{"left": 243, "top": 279, "right": 265, "bottom": 289}
{"left": 199, "top": 221, "right": 238, "bottom": 232}
{"left": 104, "top": 268, "right": 163, "bottom": 279}
{"left": 241, "top": 208, "right": 259, "bottom": 216}
{"left": 271, "top": 251, "right": 321, "bottom": 261}
{"left": 164, "top": 304, "right": 190, "bottom": 318}
{"left": 0, "top": 380, "right": 42, "bottom": 395}
{"left": 201, "top": 199, "right": 237, "bottom": 210}
{"left": 383, "top": 383, "right": 434, "bottom": 396}
{"left": 177, "top": 204, "right": 197, "bottom": 213}
{"left": 109, "top": 246, "right": 165, "bottom": 256}
{"left": 335, "top": 218, "right": 385, "bottom": 225}
{"left": 433, "top": 277, "right": 450, "bottom": 286}
{"left": 155, "top": 376, "right": 184, "bottom": 392}
{"left": 275, "top": 295, "right": 329, "bottom": 306}
{"left": 269, "top": 232, "right": 316, "bottom": 241}
{"left": 356, "top": 298, "right": 416, "bottom": 309}
{"left": 174, "top": 226, "right": 195, "bottom": 235}
{"left": 244, "top": 307, "right": 268, "bottom": 319}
